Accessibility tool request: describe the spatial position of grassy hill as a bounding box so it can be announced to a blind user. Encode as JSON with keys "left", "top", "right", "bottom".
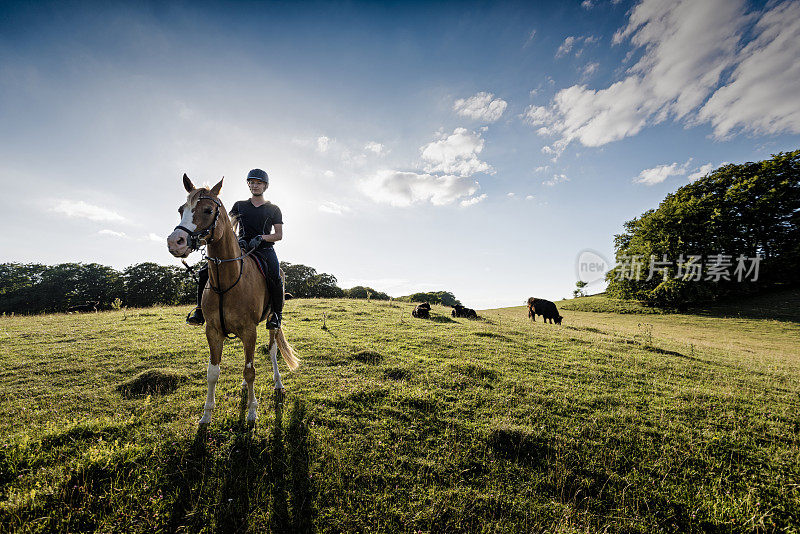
{"left": 0, "top": 297, "right": 798, "bottom": 532}
{"left": 560, "top": 287, "right": 800, "bottom": 322}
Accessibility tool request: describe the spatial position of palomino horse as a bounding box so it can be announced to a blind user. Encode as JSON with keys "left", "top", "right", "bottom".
{"left": 167, "top": 174, "right": 299, "bottom": 424}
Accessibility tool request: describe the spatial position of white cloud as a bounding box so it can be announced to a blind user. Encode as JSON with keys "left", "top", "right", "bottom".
{"left": 697, "top": 1, "right": 800, "bottom": 137}
{"left": 319, "top": 201, "right": 351, "bottom": 215}
{"left": 534, "top": 165, "right": 549, "bottom": 173}
{"left": 688, "top": 163, "right": 715, "bottom": 181}
{"left": 543, "top": 174, "right": 570, "bottom": 186}
{"left": 634, "top": 160, "right": 691, "bottom": 185}
{"left": 420, "top": 128, "right": 493, "bottom": 177}
{"left": 525, "top": 195, "right": 536, "bottom": 201}
{"left": 361, "top": 170, "right": 478, "bottom": 207}
{"left": 146, "top": 233, "right": 162, "bottom": 242}
{"left": 323, "top": 170, "right": 335, "bottom": 178}
{"left": 453, "top": 92, "right": 508, "bottom": 122}
{"left": 507, "top": 192, "right": 515, "bottom": 197}
{"left": 364, "top": 141, "right": 386, "bottom": 155}
{"left": 581, "top": 0, "right": 594, "bottom": 9}
{"left": 582, "top": 62, "right": 600, "bottom": 78}
{"left": 51, "top": 200, "right": 127, "bottom": 222}
{"left": 98, "top": 229, "right": 127, "bottom": 237}
{"left": 557, "top": 35, "right": 599, "bottom": 59}
{"left": 527, "top": 0, "right": 800, "bottom": 152}
{"left": 460, "top": 194, "right": 487, "bottom": 207}
{"left": 316, "top": 136, "right": 330, "bottom": 153}
{"left": 524, "top": 29, "right": 537, "bottom": 48}
{"left": 556, "top": 36, "right": 577, "bottom": 58}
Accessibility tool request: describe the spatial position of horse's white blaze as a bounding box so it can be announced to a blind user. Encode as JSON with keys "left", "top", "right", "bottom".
{"left": 270, "top": 342, "right": 284, "bottom": 390}
{"left": 178, "top": 204, "right": 198, "bottom": 232}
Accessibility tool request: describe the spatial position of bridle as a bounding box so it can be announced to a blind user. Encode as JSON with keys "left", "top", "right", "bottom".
{"left": 174, "top": 194, "right": 223, "bottom": 251}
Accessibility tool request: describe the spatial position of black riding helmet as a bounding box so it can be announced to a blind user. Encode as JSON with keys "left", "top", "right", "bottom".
{"left": 247, "top": 168, "right": 269, "bottom": 185}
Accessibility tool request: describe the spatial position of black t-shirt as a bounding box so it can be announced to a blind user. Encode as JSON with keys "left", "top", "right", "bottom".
{"left": 229, "top": 200, "right": 283, "bottom": 248}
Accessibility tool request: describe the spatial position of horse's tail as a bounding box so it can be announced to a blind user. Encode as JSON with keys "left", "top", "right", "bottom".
{"left": 274, "top": 327, "right": 299, "bottom": 371}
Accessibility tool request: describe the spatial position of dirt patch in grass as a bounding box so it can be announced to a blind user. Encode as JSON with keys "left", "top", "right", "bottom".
{"left": 353, "top": 350, "right": 383, "bottom": 364}
{"left": 116, "top": 369, "right": 188, "bottom": 398}
{"left": 383, "top": 367, "right": 410, "bottom": 380}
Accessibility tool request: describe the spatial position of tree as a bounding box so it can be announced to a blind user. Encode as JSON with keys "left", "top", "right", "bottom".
{"left": 606, "top": 151, "right": 800, "bottom": 307}
{"left": 280, "top": 262, "right": 345, "bottom": 298}
{"left": 344, "top": 286, "right": 391, "bottom": 300}
{"left": 123, "top": 263, "right": 183, "bottom": 307}
{"left": 404, "top": 291, "right": 461, "bottom": 306}
{"left": 573, "top": 281, "right": 588, "bottom": 298}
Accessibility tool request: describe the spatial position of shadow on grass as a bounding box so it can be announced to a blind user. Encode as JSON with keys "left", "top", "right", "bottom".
{"left": 686, "top": 286, "right": 800, "bottom": 323}
{"left": 163, "top": 391, "right": 315, "bottom": 533}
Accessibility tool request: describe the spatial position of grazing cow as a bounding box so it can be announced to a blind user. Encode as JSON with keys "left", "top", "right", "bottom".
{"left": 527, "top": 297, "right": 563, "bottom": 324}
{"left": 412, "top": 302, "right": 431, "bottom": 319}
{"left": 451, "top": 304, "right": 478, "bottom": 319}
{"left": 284, "top": 292, "right": 294, "bottom": 300}
{"left": 67, "top": 301, "right": 99, "bottom": 313}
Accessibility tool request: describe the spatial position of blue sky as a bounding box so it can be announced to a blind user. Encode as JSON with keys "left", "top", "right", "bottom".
{"left": 1, "top": 0, "right": 799, "bottom": 308}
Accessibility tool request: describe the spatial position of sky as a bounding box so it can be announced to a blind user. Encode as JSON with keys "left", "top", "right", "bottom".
{"left": 1, "top": 0, "right": 799, "bottom": 309}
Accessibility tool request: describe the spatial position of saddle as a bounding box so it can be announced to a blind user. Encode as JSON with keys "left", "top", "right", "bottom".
{"left": 246, "top": 255, "right": 285, "bottom": 323}
{"left": 249, "top": 254, "right": 269, "bottom": 280}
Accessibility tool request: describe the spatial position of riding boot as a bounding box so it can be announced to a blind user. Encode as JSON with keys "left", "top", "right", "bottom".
{"left": 187, "top": 266, "right": 208, "bottom": 326}
{"left": 265, "top": 275, "right": 283, "bottom": 329}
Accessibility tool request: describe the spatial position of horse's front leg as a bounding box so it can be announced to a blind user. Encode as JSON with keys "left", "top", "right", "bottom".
{"left": 200, "top": 327, "right": 224, "bottom": 425}
{"left": 241, "top": 325, "right": 259, "bottom": 422}
{"left": 269, "top": 330, "right": 284, "bottom": 392}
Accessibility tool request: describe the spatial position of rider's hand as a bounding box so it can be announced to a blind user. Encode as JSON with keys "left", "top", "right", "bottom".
{"left": 248, "top": 235, "right": 263, "bottom": 250}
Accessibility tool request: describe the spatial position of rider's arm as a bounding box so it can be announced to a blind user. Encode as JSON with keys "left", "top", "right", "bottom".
{"left": 262, "top": 224, "right": 282, "bottom": 243}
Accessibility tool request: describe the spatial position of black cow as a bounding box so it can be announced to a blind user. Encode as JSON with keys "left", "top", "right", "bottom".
{"left": 451, "top": 304, "right": 478, "bottom": 319}
{"left": 527, "top": 297, "right": 562, "bottom": 324}
{"left": 412, "top": 302, "right": 431, "bottom": 319}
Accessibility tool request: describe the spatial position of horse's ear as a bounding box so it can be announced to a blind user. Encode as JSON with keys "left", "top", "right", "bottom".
{"left": 183, "top": 173, "right": 194, "bottom": 192}
{"left": 210, "top": 177, "right": 223, "bottom": 196}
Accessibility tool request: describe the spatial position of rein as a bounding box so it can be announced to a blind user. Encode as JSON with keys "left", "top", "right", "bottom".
{"left": 176, "top": 193, "right": 257, "bottom": 339}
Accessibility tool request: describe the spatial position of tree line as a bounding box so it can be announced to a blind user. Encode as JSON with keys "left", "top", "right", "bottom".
{"left": 0, "top": 261, "right": 381, "bottom": 314}
{"left": 0, "top": 260, "right": 462, "bottom": 314}
{"left": 606, "top": 150, "right": 800, "bottom": 308}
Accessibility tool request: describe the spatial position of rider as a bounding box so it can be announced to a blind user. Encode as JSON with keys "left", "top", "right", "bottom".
{"left": 186, "top": 168, "right": 284, "bottom": 329}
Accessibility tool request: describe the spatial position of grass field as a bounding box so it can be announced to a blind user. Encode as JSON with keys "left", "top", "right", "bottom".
{"left": 0, "top": 295, "right": 798, "bottom": 532}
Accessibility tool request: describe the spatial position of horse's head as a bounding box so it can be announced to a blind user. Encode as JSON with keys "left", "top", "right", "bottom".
{"left": 167, "top": 174, "right": 224, "bottom": 258}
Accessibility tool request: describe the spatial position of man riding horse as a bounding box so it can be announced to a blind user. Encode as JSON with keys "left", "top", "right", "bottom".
{"left": 186, "top": 168, "right": 284, "bottom": 329}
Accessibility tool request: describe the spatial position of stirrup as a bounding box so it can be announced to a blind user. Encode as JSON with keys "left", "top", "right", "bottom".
{"left": 186, "top": 307, "right": 205, "bottom": 326}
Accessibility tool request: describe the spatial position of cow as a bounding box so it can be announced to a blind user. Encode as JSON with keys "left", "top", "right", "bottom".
{"left": 412, "top": 302, "right": 431, "bottom": 319}
{"left": 67, "top": 301, "right": 99, "bottom": 313}
{"left": 451, "top": 304, "right": 478, "bottom": 319}
{"left": 284, "top": 292, "right": 295, "bottom": 300}
{"left": 527, "top": 297, "right": 562, "bottom": 324}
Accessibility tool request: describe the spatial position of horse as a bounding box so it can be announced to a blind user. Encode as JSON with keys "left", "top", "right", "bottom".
{"left": 167, "top": 174, "right": 299, "bottom": 425}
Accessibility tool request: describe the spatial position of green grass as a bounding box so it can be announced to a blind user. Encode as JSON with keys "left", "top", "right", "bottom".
{"left": 559, "top": 293, "right": 668, "bottom": 314}
{"left": 1, "top": 298, "right": 798, "bottom": 532}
